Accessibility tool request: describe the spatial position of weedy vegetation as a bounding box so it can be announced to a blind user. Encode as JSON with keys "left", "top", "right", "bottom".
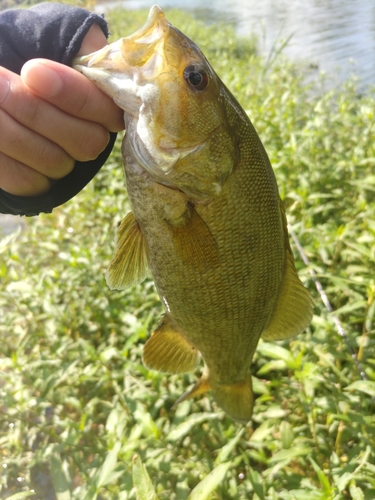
{"left": 1, "top": 5, "right": 375, "bottom": 500}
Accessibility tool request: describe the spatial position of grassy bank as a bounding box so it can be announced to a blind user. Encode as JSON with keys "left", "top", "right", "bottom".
{"left": 1, "top": 6, "right": 375, "bottom": 500}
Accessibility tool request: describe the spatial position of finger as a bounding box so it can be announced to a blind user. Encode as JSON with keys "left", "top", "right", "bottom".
{"left": 0, "top": 67, "right": 111, "bottom": 162}
{"left": 76, "top": 23, "right": 108, "bottom": 56}
{"left": 0, "top": 107, "right": 74, "bottom": 181}
{"left": 0, "top": 151, "right": 52, "bottom": 196}
{"left": 21, "top": 59, "right": 124, "bottom": 132}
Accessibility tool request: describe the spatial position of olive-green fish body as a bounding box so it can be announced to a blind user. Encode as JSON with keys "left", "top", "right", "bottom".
{"left": 74, "top": 5, "right": 313, "bottom": 423}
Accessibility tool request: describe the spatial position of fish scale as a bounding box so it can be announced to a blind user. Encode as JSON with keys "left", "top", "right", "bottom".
{"left": 74, "top": 5, "right": 313, "bottom": 423}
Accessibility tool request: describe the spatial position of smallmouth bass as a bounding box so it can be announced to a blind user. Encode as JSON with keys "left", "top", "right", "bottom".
{"left": 74, "top": 5, "right": 313, "bottom": 423}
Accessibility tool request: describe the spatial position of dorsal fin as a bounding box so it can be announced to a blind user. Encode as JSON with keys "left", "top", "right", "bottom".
{"left": 142, "top": 315, "right": 201, "bottom": 374}
{"left": 262, "top": 201, "right": 313, "bottom": 341}
{"left": 106, "top": 211, "right": 148, "bottom": 290}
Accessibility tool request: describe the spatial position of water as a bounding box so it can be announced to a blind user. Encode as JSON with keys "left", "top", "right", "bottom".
{"left": 0, "top": 213, "right": 24, "bottom": 237}
{"left": 96, "top": 0, "right": 375, "bottom": 89}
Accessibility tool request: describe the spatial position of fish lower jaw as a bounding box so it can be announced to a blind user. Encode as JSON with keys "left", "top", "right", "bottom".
{"left": 130, "top": 129, "right": 205, "bottom": 192}
{"left": 130, "top": 135, "right": 178, "bottom": 181}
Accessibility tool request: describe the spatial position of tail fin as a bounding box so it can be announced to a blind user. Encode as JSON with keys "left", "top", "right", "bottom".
{"left": 173, "top": 373, "right": 254, "bottom": 424}
{"left": 211, "top": 376, "right": 254, "bottom": 424}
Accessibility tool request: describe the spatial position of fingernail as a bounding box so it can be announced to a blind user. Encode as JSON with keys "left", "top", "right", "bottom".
{"left": 0, "top": 74, "right": 10, "bottom": 104}
{"left": 22, "top": 61, "right": 63, "bottom": 97}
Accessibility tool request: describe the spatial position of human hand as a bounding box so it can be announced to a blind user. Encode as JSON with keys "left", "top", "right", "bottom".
{"left": 0, "top": 24, "right": 124, "bottom": 197}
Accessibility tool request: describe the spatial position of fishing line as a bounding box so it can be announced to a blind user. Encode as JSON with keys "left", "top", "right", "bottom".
{"left": 289, "top": 228, "right": 373, "bottom": 394}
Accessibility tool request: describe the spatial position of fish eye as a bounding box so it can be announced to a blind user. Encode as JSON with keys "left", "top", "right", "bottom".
{"left": 183, "top": 64, "right": 209, "bottom": 91}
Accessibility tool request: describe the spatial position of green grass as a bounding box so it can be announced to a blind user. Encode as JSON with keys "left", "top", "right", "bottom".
{"left": 1, "top": 6, "right": 375, "bottom": 500}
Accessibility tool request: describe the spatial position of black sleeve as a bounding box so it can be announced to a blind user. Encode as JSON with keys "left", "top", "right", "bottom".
{"left": 0, "top": 2, "right": 117, "bottom": 216}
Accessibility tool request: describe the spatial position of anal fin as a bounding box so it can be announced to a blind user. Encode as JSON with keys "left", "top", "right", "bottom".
{"left": 106, "top": 211, "right": 148, "bottom": 290}
{"left": 142, "top": 315, "right": 200, "bottom": 374}
{"left": 172, "top": 374, "right": 211, "bottom": 408}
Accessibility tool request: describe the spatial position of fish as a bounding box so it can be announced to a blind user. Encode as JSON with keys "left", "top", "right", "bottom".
{"left": 73, "top": 5, "right": 313, "bottom": 423}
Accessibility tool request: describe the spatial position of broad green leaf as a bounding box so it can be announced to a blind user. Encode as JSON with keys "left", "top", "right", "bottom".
{"left": 50, "top": 452, "right": 72, "bottom": 500}
{"left": 98, "top": 442, "right": 122, "bottom": 488}
{"left": 342, "top": 241, "right": 372, "bottom": 259}
{"left": 105, "top": 404, "right": 127, "bottom": 435}
{"left": 335, "top": 472, "right": 353, "bottom": 492}
{"left": 167, "top": 413, "right": 218, "bottom": 442}
{"left": 345, "top": 381, "right": 375, "bottom": 398}
{"left": 281, "top": 490, "right": 325, "bottom": 500}
{"left": 248, "top": 467, "right": 265, "bottom": 500}
{"left": 308, "top": 458, "right": 331, "bottom": 493}
{"left": 83, "top": 442, "right": 122, "bottom": 500}
{"left": 134, "top": 407, "right": 160, "bottom": 439}
{"left": 215, "top": 428, "right": 245, "bottom": 465}
{"left": 334, "top": 300, "right": 367, "bottom": 315}
{"left": 132, "top": 455, "right": 158, "bottom": 500}
{"left": 256, "top": 342, "right": 296, "bottom": 368}
{"left": 252, "top": 376, "right": 269, "bottom": 394}
{"left": 0, "top": 229, "right": 22, "bottom": 253}
{"left": 257, "top": 359, "right": 287, "bottom": 375}
{"left": 349, "top": 481, "right": 365, "bottom": 500}
{"left": 258, "top": 406, "right": 287, "bottom": 419}
{"left": 249, "top": 420, "right": 275, "bottom": 442}
{"left": 269, "top": 447, "right": 311, "bottom": 464}
{"left": 187, "top": 462, "right": 231, "bottom": 500}
{"left": 280, "top": 421, "right": 294, "bottom": 449}
{"left": 6, "top": 281, "right": 34, "bottom": 294}
{"left": 5, "top": 493, "right": 36, "bottom": 500}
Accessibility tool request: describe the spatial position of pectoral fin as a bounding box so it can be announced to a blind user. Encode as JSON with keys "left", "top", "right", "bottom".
{"left": 142, "top": 315, "right": 201, "bottom": 374}
{"left": 168, "top": 202, "right": 219, "bottom": 271}
{"left": 262, "top": 202, "right": 313, "bottom": 341}
{"left": 106, "top": 212, "right": 148, "bottom": 290}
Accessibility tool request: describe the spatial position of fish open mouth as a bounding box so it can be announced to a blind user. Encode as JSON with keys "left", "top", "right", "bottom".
{"left": 72, "top": 5, "right": 174, "bottom": 117}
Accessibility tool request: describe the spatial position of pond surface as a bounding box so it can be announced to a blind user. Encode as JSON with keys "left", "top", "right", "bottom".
{"left": 96, "top": 0, "right": 375, "bottom": 90}
{"left": 0, "top": 214, "right": 24, "bottom": 236}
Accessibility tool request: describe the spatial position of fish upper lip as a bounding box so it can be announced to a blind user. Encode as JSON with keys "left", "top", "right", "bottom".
{"left": 74, "top": 5, "right": 168, "bottom": 70}
{"left": 125, "top": 4, "right": 169, "bottom": 43}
